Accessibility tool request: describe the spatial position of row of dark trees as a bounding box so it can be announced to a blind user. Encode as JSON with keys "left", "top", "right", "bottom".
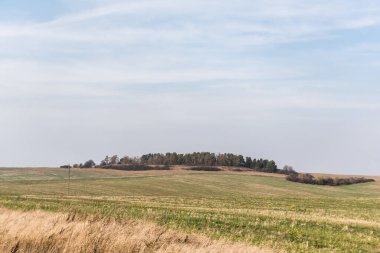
{"left": 118, "top": 152, "right": 279, "bottom": 173}
{"left": 286, "top": 173, "right": 375, "bottom": 186}
{"left": 69, "top": 152, "right": 291, "bottom": 174}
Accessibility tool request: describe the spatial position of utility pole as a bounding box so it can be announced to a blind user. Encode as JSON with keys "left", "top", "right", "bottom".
{"left": 68, "top": 166, "right": 71, "bottom": 196}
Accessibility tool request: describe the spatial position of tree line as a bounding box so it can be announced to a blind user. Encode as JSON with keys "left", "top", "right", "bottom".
{"left": 62, "top": 154, "right": 375, "bottom": 186}
{"left": 139, "top": 152, "right": 280, "bottom": 172}
{"left": 64, "top": 152, "right": 297, "bottom": 174}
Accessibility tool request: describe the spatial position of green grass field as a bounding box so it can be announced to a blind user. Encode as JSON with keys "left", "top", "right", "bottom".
{"left": 0, "top": 168, "right": 379, "bottom": 252}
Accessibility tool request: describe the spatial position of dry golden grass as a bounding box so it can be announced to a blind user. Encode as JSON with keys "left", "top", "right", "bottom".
{"left": 0, "top": 208, "right": 273, "bottom": 253}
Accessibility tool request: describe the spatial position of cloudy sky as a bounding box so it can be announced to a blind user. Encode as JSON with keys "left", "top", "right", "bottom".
{"left": 1, "top": 0, "right": 379, "bottom": 175}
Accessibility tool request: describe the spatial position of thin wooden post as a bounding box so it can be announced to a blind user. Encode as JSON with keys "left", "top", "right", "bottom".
{"left": 68, "top": 166, "right": 71, "bottom": 196}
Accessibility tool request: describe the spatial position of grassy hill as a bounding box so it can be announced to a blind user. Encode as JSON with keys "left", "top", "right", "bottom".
{"left": 0, "top": 167, "right": 379, "bottom": 252}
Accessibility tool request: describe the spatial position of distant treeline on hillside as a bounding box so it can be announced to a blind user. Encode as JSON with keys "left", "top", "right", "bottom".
{"left": 65, "top": 152, "right": 297, "bottom": 174}
{"left": 61, "top": 152, "right": 375, "bottom": 186}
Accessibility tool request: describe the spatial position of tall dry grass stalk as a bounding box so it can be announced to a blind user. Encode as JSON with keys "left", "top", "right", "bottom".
{"left": 0, "top": 209, "right": 273, "bottom": 253}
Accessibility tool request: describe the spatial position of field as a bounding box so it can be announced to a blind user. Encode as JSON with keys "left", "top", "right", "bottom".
{"left": 0, "top": 167, "right": 379, "bottom": 253}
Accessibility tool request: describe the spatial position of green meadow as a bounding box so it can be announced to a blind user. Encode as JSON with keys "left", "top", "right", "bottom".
{"left": 0, "top": 168, "right": 379, "bottom": 252}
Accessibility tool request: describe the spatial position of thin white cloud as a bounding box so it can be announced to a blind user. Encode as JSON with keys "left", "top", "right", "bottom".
{"left": 346, "top": 42, "right": 380, "bottom": 53}
{"left": 1, "top": 0, "right": 380, "bottom": 43}
{"left": 0, "top": 0, "right": 380, "bottom": 172}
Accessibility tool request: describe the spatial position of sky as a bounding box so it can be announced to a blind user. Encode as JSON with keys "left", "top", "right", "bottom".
{"left": 0, "top": 0, "right": 379, "bottom": 175}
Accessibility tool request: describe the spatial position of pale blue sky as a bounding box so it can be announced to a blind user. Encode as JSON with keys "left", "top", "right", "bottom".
{"left": 0, "top": 0, "right": 379, "bottom": 175}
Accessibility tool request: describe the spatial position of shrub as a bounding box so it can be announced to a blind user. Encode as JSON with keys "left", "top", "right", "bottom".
{"left": 286, "top": 173, "right": 375, "bottom": 186}
{"left": 104, "top": 165, "right": 171, "bottom": 171}
{"left": 81, "top": 160, "right": 95, "bottom": 168}
{"left": 190, "top": 167, "right": 222, "bottom": 171}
